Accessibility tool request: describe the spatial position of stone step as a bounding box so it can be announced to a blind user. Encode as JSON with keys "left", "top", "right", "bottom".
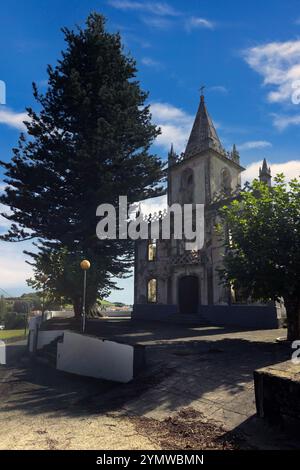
{"left": 37, "top": 335, "right": 64, "bottom": 367}
{"left": 158, "top": 314, "right": 209, "bottom": 325}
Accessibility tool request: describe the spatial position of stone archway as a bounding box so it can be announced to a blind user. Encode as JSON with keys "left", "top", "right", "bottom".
{"left": 178, "top": 275, "right": 199, "bottom": 314}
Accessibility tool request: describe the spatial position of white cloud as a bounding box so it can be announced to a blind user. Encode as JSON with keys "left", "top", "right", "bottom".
{"left": 272, "top": 113, "right": 300, "bottom": 130}
{"left": 141, "top": 57, "right": 162, "bottom": 68}
{"left": 107, "top": 0, "right": 180, "bottom": 16}
{"left": 238, "top": 140, "right": 272, "bottom": 151}
{"left": 0, "top": 203, "right": 12, "bottom": 230}
{"left": 185, "top": 16, "right": 215, "bottom": 31}
{"left": 0, "top": 107, "right": 28, "bottom": 130}
{"left": 0, "top": 184, "right": 12, "bottom": 230}
{"left": 0, "top": 242, "right": 33, "bottom": 288}
{"left": 0, "top": 188, "right": 37, "bottom": 293}
{"left": 141, "top": 16, "right": 173, "bottom": 29}
{"left": 243, "top": 40, "right": 300, "bottom": 104}
{"left": 242, "top": 160, "right": 300, "bottom": 184}
{"left": 150, "top": 102, "right": 194, "bottom": 152}
{"left": 209, "top": 85, "right": 228, "bottom": 94}
{"left": 140, "top": 194, "right": 167, "bottom": 215}
{"left": 108, "top": 0, "right": 215, "bottom": 32}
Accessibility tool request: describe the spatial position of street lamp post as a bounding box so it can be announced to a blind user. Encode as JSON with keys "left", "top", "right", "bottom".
{"left": 24, "top": 302, "right": 30, "bottom": 337}
{"left": 80, "top": 259, "right": 91, "bottom": 334}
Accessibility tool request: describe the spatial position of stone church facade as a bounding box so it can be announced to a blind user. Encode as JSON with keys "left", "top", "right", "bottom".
{"left": 133, "top": 94, "right": 281, "bottom": 328}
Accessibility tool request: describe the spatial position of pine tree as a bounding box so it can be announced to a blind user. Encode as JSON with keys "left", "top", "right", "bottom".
{"left": 0, "top": 13, "right": 164, "bottom": 314}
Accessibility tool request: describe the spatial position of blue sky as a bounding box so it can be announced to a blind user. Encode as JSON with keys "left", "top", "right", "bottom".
{"left": 1, "top": 0, "right": 300, "bottom": 302}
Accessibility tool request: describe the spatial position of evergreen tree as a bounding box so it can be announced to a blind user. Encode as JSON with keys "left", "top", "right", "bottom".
{"left": 13, "top": 300, "right": 29, "bottom": 315}
{"left": 0, "top": 13, "right": 163, "bottom": 314}
{"left": 26, "top": 246, "right": 117, "bottom": 316}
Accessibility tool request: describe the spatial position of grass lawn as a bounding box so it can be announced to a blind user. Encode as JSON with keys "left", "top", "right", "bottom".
{"left": 0, "top": 329, "right": 27, "bottom": 340}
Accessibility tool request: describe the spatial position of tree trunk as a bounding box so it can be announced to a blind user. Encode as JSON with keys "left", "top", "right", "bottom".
{"left": 284, "top": 298, "right": 300, "bottom": 341}
{"left": 73, "top": 299, "right": 99, "bottom": 318}
{"left": 88, "top": 302, "right": 102, "bottom": 318}
{"left": 73, "top": 298, "right": 82, "bottom": 318}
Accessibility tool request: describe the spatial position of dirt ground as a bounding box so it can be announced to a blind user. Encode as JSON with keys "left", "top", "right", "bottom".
{"left": 0, "top": 408, "right": 158, "bottom": 450}
{"left": 131, "top": 408, "right": 241, "bottom": 450}
{"left": 0, "top": 362, "right": 239, "bottom": 450}
{"left": 0, "top": 407, "right": 240, "bottom": 451}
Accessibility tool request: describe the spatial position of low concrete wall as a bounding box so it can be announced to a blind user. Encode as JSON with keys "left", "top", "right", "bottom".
{"left": 0, "top": 340, "right": 5, "bottom": 365}
{"left": 132, "top": 303, "right": 279, "bottom": 329}
{"left": 28, "top": 314, "right": 64, "bottom": 353}
{"left": 57, "top": 331, "right": 145, "bottom": 383}
{"left": 132, "top": 304, "right": 177, "bottom": 321}
{"left": 3, "top": 341, "right": 27, "bottom": 365}
{"left": 28, "top": 316, "right": 42, "bottom": 353}
{"left": 44, "top": 310, "right": 74, "bottom": 320}
{"left": 201, "top": 305, "right": 279, "bottom": 329}
{"left": 37, "top": 330, "right": 65, "bottom": 350}
{"left": 254, "top": 361, "right": 300, "bottom": 428}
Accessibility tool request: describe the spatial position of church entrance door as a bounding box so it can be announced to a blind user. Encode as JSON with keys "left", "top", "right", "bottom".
{"left": 178, "top": 275, "right": 199, "bottom": 314}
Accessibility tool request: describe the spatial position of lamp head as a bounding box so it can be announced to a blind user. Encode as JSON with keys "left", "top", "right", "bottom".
{"left": 80, "top": 259, "right": 91, "bottom": 270}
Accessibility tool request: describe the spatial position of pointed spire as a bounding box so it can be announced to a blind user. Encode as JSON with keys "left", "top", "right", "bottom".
{"left": 231, "top": 144, "right": 240, "bottom": 163}
{"left": 168, "top": 143, "right": 177, "bottom": 167}
{"left": 184, "top": 93, "right": 223, "bottom": 158}
{"left": 259, "top": 158, "right": 272, "bottom": 186}
{"left": 262, "top": 158, "right": 268, "bottom": 170}
{"left": 168, "top": 143, "right": 175, "bottom": 157}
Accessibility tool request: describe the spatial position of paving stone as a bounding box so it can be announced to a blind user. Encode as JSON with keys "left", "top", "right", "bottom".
{"left": 210, "top": 407, "right": 249, "bottom": 430}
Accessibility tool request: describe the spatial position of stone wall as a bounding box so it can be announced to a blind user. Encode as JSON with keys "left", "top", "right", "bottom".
{"left": 254, "top": 361, "right": 300, "bottom": 428}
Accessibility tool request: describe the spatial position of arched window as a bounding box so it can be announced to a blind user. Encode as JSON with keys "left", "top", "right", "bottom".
{"left": 147, "top": 279, "right": 157, "bottom": 303}
{"left": 181, "top": 168, "right": 194, "bottom": 203}
{"left": 148, "top": 239, "right": 157, "bottom": 261}
{"left": 221, "top": 168, "right": 232, "bottom": 194}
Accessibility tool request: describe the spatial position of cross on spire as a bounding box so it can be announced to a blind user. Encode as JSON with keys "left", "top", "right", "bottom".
{"left": 184, "top": 88, "right": 223, "bottom": 157}
{"left": 199, "top": 85, "right": 205, "bottom": 101}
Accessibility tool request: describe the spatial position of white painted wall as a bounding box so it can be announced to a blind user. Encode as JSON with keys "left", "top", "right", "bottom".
{"left": 44, "top": 310, "right": 74, "bottom": 320}
{"left": 28, "top": 315, "right": 42, "bottom": 331}
{"left": 0, "top": 340, "right": 6, "bottom": 365}
{"left": 28, "top": 316, "right": 43, "bottom": 353}
{"left": 37, "top": 330, "right": 65, "bottom": 350}
{"left": 57, "top": 331, "right": 135, "bottom": 383}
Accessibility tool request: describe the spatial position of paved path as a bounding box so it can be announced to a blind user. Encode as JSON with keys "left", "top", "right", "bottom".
{"left": 0, "top": 321, "right": 297, "bottom": 449}
{"left": 121, "top": 328, "right": 294, "bottom": 447}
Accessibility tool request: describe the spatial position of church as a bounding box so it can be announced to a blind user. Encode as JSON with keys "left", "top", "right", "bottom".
{"left": 132, "top": 93, "right": 283, "bottom": 329}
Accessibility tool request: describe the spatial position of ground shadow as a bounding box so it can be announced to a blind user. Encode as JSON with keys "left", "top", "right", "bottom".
{"left": 0, "top": 331, "right": 291, "bottom": 425}
{"left": 42, "top": 317, "right": 279, "bottom": 345}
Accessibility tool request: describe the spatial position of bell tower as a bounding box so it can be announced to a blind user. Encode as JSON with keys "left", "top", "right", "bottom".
{"left": 166, "top": 92, "right": 245, "bottom": 306}
{"left": 168, "top": 93, "right": 245, "bottom": 207}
